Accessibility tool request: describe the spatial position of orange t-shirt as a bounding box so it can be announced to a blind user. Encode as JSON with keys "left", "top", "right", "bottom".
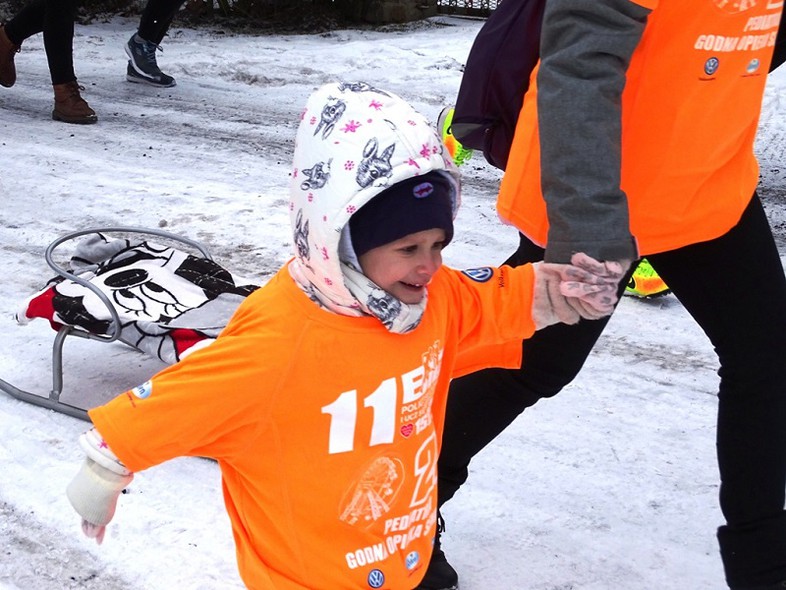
{"left": 498, "top": 0, "right": 782, "bottom": 255}
{"left": 89, "top": 263, "right": 535, "bottom": 590}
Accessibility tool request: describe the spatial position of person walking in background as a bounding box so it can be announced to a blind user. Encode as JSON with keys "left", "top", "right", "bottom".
{"left": 0, "top": 0, "right": 96, "bottom": 124}
{"left": 417, "top": 1, "right": 786, "bottom": 590}
{"left": 125, "top": 0, "right": 185, "bottom": 87}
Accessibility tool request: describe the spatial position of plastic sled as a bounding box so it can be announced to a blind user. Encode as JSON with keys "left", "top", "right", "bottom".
{"left": 0, "top": 227, "right": 259, "bottom": 421}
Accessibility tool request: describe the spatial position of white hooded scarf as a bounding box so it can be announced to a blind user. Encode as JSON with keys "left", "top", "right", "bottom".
{"left": 287, "top": 82, "right": 461, "bottom": 334}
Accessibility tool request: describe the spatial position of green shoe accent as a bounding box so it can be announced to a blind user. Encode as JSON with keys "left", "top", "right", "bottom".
{"left": 437, "top": 107, "right": 473, "bottom": 167}
{"left": 625, "top": 258, "right": 671, "bottom": 298}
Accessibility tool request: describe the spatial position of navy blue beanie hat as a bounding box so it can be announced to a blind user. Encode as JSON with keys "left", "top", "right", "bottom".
{"left": 350, "top": 171, "right": 455, "bottom": 257}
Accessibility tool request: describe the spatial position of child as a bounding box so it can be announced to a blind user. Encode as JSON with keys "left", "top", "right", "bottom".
{"left": 65, "top": 82, "right": 622, "bottom": 590}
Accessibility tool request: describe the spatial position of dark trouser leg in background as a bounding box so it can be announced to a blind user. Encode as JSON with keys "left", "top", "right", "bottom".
{"left": 2, "top": 0, "right": 45, "bottom": 46}
{"left": 648, "top": 195, "right": 786, "bottom": 589}
{"left": 137, "top": 0, "right": 186, "bottom": 44}
{"left": 42, "top": 0, "right": 77, "bottom": 85}
{"left": 4, "top": 0, "right": 78, "bottom": 84}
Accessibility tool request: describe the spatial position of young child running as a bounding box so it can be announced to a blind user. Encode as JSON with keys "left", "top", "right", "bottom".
{"left": 65, "top": 82, "right": 622, "bottom": 590}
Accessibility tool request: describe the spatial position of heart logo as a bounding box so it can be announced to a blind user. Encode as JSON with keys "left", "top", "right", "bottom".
{"left": 400, "top": 423, "right": 414, "bottom": 438}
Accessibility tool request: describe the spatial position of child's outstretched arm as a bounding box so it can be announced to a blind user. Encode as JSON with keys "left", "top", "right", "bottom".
{"left": 66, "top": 428, "right": 134, "bottom": 545}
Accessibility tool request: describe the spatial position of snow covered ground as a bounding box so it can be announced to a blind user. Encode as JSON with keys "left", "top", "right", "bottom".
{"left": 1, "top": 14, "right": 786, "bottom": 590}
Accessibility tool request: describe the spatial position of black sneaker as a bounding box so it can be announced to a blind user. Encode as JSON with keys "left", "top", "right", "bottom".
{"left": 414, "top": 513, "right": 459, "bottom": 590}
{"left": 125, "top": 34, "right": 176, "bottom": 88}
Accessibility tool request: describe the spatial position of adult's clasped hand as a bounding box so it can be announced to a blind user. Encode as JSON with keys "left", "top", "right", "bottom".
{"left": 532, "top": 253, "right": 630, "bottom": 329}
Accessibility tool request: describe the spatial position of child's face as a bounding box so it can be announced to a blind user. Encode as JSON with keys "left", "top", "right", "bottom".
{"left": 357, "top": 228, "right": 446, "bottom": 304}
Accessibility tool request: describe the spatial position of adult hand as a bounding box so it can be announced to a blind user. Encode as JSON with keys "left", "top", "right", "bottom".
{"left": 532, "top": 261, "right": 618, "bottom": 329}
{"left": 570, "top": 252, "right": 630, "bottom": 284}
{"left": 560, "top": 252, "right": 632, "bottom": 318}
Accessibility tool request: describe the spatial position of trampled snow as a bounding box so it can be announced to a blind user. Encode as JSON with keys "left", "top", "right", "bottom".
{"left": 2, "top": 15, "right": 786, "bottom": 589}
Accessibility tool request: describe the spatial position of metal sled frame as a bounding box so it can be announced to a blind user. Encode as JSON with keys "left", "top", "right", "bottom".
{"left": 0, "top": 227, "right": 212, "bottom": 421}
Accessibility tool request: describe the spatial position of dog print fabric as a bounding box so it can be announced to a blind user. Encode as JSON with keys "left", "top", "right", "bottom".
{"left": 287, "top": 81, "right": 461, "bottom": 333}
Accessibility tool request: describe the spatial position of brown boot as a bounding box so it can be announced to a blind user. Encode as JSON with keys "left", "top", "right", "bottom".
{"left": 52, "top": 81, "right": 97, "bottom": 124}
{"left": 0, "top": 24, "right": 20, "bottom": 88}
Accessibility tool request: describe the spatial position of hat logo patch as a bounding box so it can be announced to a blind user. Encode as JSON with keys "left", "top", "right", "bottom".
{"left": 413, "top": 182, "right": 435, "bottom": 199}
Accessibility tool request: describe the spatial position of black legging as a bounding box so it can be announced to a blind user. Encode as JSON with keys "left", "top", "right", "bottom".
{"left": 4, "top": 0, "right": 77, "bottom": 85}
{"left": 438, "top": 194, "right": 786, "bottom": 588}
{"left": 137, "top": 0, "right": 187, "bottom": 45}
